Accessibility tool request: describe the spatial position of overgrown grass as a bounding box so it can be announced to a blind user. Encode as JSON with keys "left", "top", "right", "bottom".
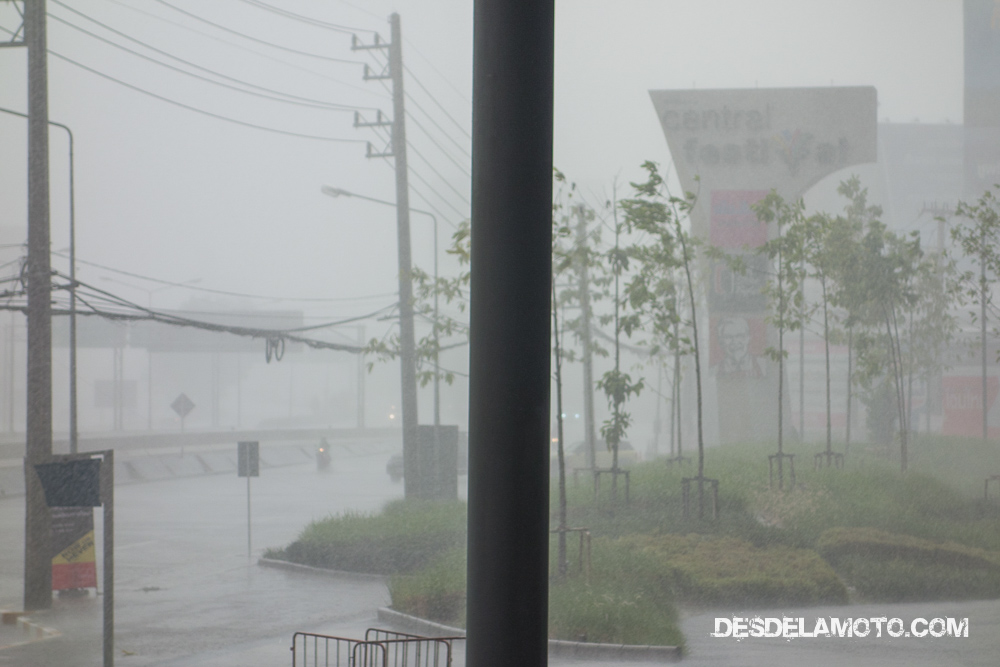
{"left": 269, "top": 434, "right": 1000, "bottom": 647}
{"left": 617, "top": 534, "right": 847, "bottom": 607}
{"left": 816, "top": 526, "right": 1000, "bottom": 601}
{"left": 389, "top": 548, "right": 467, "bottom": 623}
{"left": 390, "top": 536, "right": 686, "bottom": 649}
{"left": 264, "top": 499, "right": 465, "bottom": 574}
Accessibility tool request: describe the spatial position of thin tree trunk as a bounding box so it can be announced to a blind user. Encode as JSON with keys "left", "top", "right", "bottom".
{"left": 777, "top": 220, "right": 785, "bottom": 459}
{"left": 822, "top": 278, "right": 832, "bottom": 457}
{"left": 983, "top": 247, "right": 988, "bottom": 442}
{"left": 670, "top": 340, "right": 678, "bottom": 458}
{"left": 907, "top": 312, "right": 914, "bottom": 446}
{"left": 675, "top": 322, "right": 682, "bottom": 460}
{"left": 884, "top": 303, "right": 907, "bottom": 472}
{"left": 677, "top": 221, "right": 705, "bottom": 516}
{"left": 846, "top": 327, "right": 853, "bottom": 454}
{"left": 552, "top": 280, "right": 567, "bottom": 578}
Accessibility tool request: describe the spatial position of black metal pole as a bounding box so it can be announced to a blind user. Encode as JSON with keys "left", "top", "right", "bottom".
{"left": 101, "top": 450, "right": 114, "bottom": 667}
{"left": 467, "top": 1, "right": 553, "bottom": 665}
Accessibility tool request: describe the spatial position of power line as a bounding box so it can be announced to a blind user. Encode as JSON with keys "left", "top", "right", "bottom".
{"left": 406, "top": 109, "right": 471, "bottom": 175}
{"left": 56, "top": 274, "right": 366, "bottom": 352}
{"left": 370, "top": 150, "right": 461, "bottom": 231}
{"left": 364, "top": 51, "right": 471, "bottom": 206}
{"left": 99, "top": 0, "right": 390, "bottom": 100}
{"left": 404, "top": 64, "right": 471, "bottom": 139}
{"left": 407, "top": 142, "right": 471, "bottom": 208}
{"left": 368, "top": 49, "right": 470, "bottom": 161}
{"left": 402, "top": 43, "right": 471, "bottom": 107}
{"left": 0, "top": 24, "right": 366, "bottom": 142}
{"left": 149, "top": 0, "right": 360, "bottom": 61}
{"left": 51, "top": 250, "right": 398, "bottom": 303}
{"left": 47, "top": 7, "right": 374, "bottom": 113}
{"left": 238, "top": 0, "right": 368, "bottom": 35}
{"left": 407, "top": 165, "right": 468, "bottom": 219}
{"left": 407, "top": 101, "right": 470, "bottom": 160}
{"left": 331, "top": 0, "right": 382, "bottom": 22}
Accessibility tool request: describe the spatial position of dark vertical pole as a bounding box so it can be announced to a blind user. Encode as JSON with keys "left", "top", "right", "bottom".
{"left": 246, "top": 474, "right": 251, "bottom": 559}
{"left": 388, "top": 13, "right": 420, "bottom": 497}
{"left": 467, "top": 1, "right": 553, "bottom": 665}
{"left": 61, "top": 124, "right": 77, "bottom": 453}
{"left": 148, "top": 352, "right": 153, "bottom": 430}
{"left": 24, "top": 0, "right": 53, "bottom": 612}
{"left": 574, "top": 208, "right": 597, "bottom": 469}
{"left": 982, "top": 245, "right": 988, "bottom": 442}
{"left": 357, "top": 325, "right": 365, "bottom": 430}
{"left": 101, "top": 450, "right": 114, "bottom": 667}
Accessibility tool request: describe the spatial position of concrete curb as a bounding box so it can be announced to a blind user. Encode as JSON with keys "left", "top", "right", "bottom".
{"left": 0, "top": 610, "right": 61, "bottom": 651}
{"left": 376, "top": 607, "right": 465, "bottom": 637}
{"left": 257, "top": 557, "right": 388, "bottom": 582}
{"left": 375, "top": 607, "right": 682, "bottom": 662}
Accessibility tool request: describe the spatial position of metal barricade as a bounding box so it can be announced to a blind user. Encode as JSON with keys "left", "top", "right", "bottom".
{"left": 365, "top": 629, "right": 464, "bottom": 667}
{"left": 292, "top": 628, "right": 462, "bottom": 667}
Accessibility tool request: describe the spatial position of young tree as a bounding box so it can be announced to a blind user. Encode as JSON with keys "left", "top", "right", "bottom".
{"left": 620, "top": 161, "right": 714, "bottom": 518}
{"left": 843, "top": 217, "right": 924, "bottom": 471}
{"left": 550, "top": 168, "right": 585, "bottom": 575}
{"left": 951, "top": 185, "right": 1000, "bottom": 442}
{"left": 802, "top": 211, "right": 839, "bottom": 465}
{"left": 365, "top": 221, "right": 471, "bottom": 390}
{"left": 596, "top": 186, "right": 643, "bottom": 507}
{"left": 561, "top": 204, "right": 612, "bottom": 471}
{"left": 753, "top": 192, "right": 809, "bottom": 489}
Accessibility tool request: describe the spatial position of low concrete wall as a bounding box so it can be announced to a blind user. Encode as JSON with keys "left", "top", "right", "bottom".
{"left": 0, "top": 427, "right": 400, "bottom": 460}
{"left": 374, "top": 607, "right": 682, "bottom": 662}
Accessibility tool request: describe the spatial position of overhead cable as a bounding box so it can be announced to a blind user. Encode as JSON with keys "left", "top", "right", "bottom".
{"left": 47, "top": 8, "right": 373, "bottom": 113}
{"left": 149, "top": 0, "right": 360, "bottom": 61}
{"left": 0, "top": 25, "right": 367, "bottom": 143}
{"left": 99, "top": 0, "right": 389, "bottom": 99}
{"left": 51, "top": 251, "right": 398, "bottom": 303}
{"left": 238, "top": 0, "right": 367, "bottom": 34}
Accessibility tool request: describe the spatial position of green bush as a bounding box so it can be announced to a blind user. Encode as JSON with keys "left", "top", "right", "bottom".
{"left": 548, "top": 577, "right": 684, "bottom": 648}
{"left": 270, "top": 499, "right": 466, "bottom": 574}
{"left": 619, "top": 534, "right": 848, "bottom": 606}
{"left": 817, "top": 527, "right": 1000, "bottom": 601}
{"left": 389, "top": 548, "right": 467, "bottom": 623}
{"left": 388, "top": 536, "right": 685, "bottom": 648}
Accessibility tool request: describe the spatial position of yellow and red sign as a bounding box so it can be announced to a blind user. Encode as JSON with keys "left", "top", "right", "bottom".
{"left": 51, "top": 507, "right": 97, "bottom": 590}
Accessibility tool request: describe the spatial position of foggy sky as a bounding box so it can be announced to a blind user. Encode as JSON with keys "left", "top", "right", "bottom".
{"left": 0, "top": 0, "right": 965, "bottom": 432}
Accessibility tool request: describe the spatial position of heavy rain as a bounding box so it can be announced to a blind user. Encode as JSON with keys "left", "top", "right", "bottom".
{"left": 0, "top": 1, "right": 998, "bottom": 666}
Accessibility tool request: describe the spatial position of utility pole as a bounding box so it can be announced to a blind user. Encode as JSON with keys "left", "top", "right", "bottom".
{"left": 356, "top": 325, "right": 366, "bottom": 430}
{"left": 24, "top": 0, "right": 54, "bottom": 611}
{"left": 574, "top": 206, "right": 597, "bottom": 469}
{"left": 353, "top": 14, "right": 419, "bottom": 497}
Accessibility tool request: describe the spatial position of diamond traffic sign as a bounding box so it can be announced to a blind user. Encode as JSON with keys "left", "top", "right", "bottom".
{"left": 171, "top": 393, "right": 195, "bottom": 419}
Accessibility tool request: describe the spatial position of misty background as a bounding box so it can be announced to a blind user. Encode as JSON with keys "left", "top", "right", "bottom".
{"left": 0, "top": 0, "right": 964, "bottom": 445}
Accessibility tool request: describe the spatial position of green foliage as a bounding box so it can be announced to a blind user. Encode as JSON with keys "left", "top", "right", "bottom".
{"left": 271, "top": 499, "right": 466, "bottom": 574}
{"left": 619, "top": 161, "right": 707, "bottom": 480}
{"left": 620, "top": 534, "right": 847, "bottom": 606}
{"left": 951, "top": 184, "right": 1000, "bottom": 325}
{"left": 389, "top": 548, "right": 467, "bottom": 623}
{"left": 364, "top": 220, "right": 471, "bottom": 388}
{"left": 548, "top": 576, "right": 684, "bottom": 647}
{"left": 817, "top": 527, "right": 1000, "bottom": 602}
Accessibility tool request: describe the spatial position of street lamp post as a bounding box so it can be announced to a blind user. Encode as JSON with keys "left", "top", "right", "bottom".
{"left": 321, "top": 185, "right": 441, "bottom": 428}
{"left": 0, "top": 106, "right": 77, "bottom": 453}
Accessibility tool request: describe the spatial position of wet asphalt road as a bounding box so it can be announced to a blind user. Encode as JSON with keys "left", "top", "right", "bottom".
{"left": 2, "top": 438, "right": 1000, "bottom": 666}
{"left": 0, "top": 438, "right": 402, "bottom": 666}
